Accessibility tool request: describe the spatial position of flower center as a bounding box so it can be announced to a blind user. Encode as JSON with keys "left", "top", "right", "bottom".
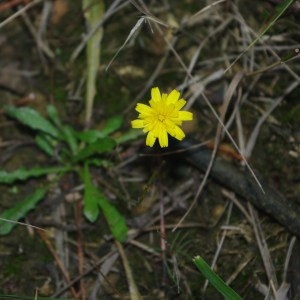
{"left": 157, "top": 113, "right": 166, "bottom": 122}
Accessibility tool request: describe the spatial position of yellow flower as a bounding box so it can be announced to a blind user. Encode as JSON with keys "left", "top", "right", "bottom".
{"left": 131, "top": 87, "right": 193, "bottom": 147}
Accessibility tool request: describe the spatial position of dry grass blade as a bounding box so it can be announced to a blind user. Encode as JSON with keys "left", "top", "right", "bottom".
{"left": 248, "top": 204, "right": 279, "bottom": 298}
{"left": 115, "top": 240, "right": 142, "bottom": 300}
{"left": 245, "top": 80, "right": 299, "bottom": 158}
{"left": 105, "top": 17, "right": 145, "bottom": 71}
{"left": 202, "top": 202, "right": 233, "bottom": 296}
{"left": 20, "top": 6, "right": 55, "bottom": 60}
{"left": 38, "top": 229, "right": 78, "bottom": 298}
{"left": 226, "top": 253, "right": 253, "bottom": 285}
{"left": 225, "top": 0, "right": 295, "bottom": 73}
{"left": 173, "top": 72, "right": 264, "bottom": 231}
{"left": 283, "top": 236, "right": 297, "bottom": 283}
{"left": 89, "top": 252, "right": 120, "bottom": 298}
{"left": 0, "top": 0, "right": 43, "bottom": 29}
{"left": 70, "top": 0, "right": 127, "bottom": 62}
{"left": 186, "top": 0, "right": 227, "bottom": 26}
{"left": 233, "top": 8, "right": 300, "bottom": 83}
{"left": 203, "top": 91, "right": 265, "bottom": 193}
{"left": 0, "top": 217, "right": 48, "bottom": 232}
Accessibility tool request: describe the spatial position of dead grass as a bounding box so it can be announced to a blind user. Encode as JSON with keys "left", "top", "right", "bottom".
{"left": 0, "top": 0, "right": 300, "bottom": 299}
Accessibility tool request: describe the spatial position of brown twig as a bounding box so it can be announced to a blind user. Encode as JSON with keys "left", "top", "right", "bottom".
{"left": 0, "top": 0, "right": 31, "bottom": 12}
{"left": 37, "top": 229, "right": 78, "bottom": 299}
{"left": 75, "top": 200, "right": 86, "bottom": 300}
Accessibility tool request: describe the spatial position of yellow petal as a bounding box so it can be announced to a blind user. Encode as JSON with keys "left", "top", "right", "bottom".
{"left": 173, "top": 126, "right": 185, "bottom": 140}
{"left": 167, "top": 89, "right": 180, "bottom": 104}
{"left": 131, "top": 119, "right": 144, "bottom": 128}
{"left": 178, "top": 111, "right": 193, "bottom": 121}
{"left": 151, "top": 121, "right": 161, "bottom": 138}
{"left": 158, "top": 129, "right": 168, "bottom": 147}
{"left": 149, "top": 99, "right": 160, "bottom": 110}
{"left": 146, "top": 131, "right": 156, "bottom": 147}
{"left": 136, "top": 103, "right": 153, "bottom": 115}
{"left": 151, "top": 87, "right": 161, "bottom": 102}
{"left": 161, "top": 93, "right": 168, "bottom": 102}
{"left": 175, "top": 99, "right": 186, "bottom": 110}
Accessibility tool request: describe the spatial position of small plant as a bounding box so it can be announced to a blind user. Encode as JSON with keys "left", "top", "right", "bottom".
{"left": 0, "top": 104, "right": 128, "bottom": 241}
{"left": 193, "top": 255, "right": 243, "bottom": 300}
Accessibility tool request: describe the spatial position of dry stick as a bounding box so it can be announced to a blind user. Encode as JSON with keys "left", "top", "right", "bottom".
{"left": 185, "top": 0, "right": 227, "bottom": 25}
{"left": 130, "top": 0, "right": 194, "bottom": 78}
{"left": 70, "top": 0, "right": 128, "bottom": 62}
{"left": 182, "top": 16, "right": 234, "bottom": 89}
{"left": 172, "top": 72, "right": 249, "bottom": 232}
{"left": 221, "top": 190, "right": 252, "bottom": 224}
{"left": 232, "top": 73, "right": 262, "bottom": 157}
{"left": 283, "top": 236, "right": 297, "bottom": 283}
{"left": 0, "top": 217, "right": 48, "bottom": 232}
{"left": 105, "top": 11, "right": 172, "bottom": 72}
{"left": 36, "top": 0, "right": 53, "bottom": 67}
{"left": 20, "top": 6, "right": 55, "bottom": 63}
{"left": 202, "top": 202, "right": 233, "bottom": 296}
{"left": 248, "top": 204, "right": 279, "bottom": 298}
{"left": 115, "top": 240, "right": 142, "bottom": 300}
{"left": 38, "top": 230, "right": 78, "bottom": 299}
{"left": 52, "top": 250, "right": 119, "bottom": 297}
{"left": 169, "top": 137, "right": 300, "bottom": 237}
{"left": 105, "top": 16, "right": 145, "bottom": 72}
{"left": 75, "top": 201, "right": 86, "bottom": 300}
{"left": 0, "top": 0, "right": 31, "bottom": 12}
{"left": 245, "top": 80, "right": 300, "bottom": 158}
{"left": 126, "top": 49, "right": 170, "bottom": 113}
{"left": 226, "top": 253, "right": 253, "bottom": 285}
{"left": 225, "top": 1, "right": 297, "bottom": 77}
{"left": 232, "top": 11, "right": 300, "bottom": 83}
{"left": 178, "top": 70, "right": 224, "bottom": 107}
{"left": 159, "top": 193, "right": 168, "bottom": 288}
{"left": 232, "top": 2, "right": 255, "bottom": 73}
{"left": 247, "top": 53, "right": 300, "bottom": 76}
{"left": 0, "top": 0, "right": 43, "bottom": 29}
{"left": 88, "top": 252, "right": 120, "bottom": 299}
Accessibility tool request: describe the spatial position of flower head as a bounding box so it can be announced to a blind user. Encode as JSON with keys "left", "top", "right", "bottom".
{"left": 131, "top": 87, "right": 193, "bottom": 147}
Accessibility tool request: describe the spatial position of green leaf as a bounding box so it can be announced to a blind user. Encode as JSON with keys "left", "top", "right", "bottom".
{"left": 62, "top": 125, "right": 78, "bottom": 155}
{"left": 72, "top": 137, "right": 115, "bottom": 162}
{"left": 35, "top": 133, "right": 55, "bottom": 156}
{"left": 115, "top": 128, "right": 143, "bottom": 144}
{"left": 0, "top": 166, "right": 71, "bottom": 184}
{"left": 83, "top": 163, "right": 100, "bottom": 222}
{"left": 97, "top": 191, "right": 127, "bottom": 242}
{"left": 0, "top": 188, "right": 47, "bottom": 235}
{"left": 47, "top": 104, "right": 63, "bottom": 129}
{"left": 100, "top": 116, "right": 123, "bottom": 136}
{"left": 76, "top": 117, "right": 123, "bottom": 144}
{"left": 193, "top": 256, "right": 243, "bottom": 300}
{"left": 47, "top": 105, "right": 79, "bottom": 155}
{"left": 86, "top": 158, "right": 112, "bottom": 167}
{"left": 82, "top": 163, "right": 127, "bottom": 241}
{"left": 5, "top": 106, "right": 59, "bottom": 138}
{"left": 76, "top": 130, "right": 104, "bottom": 143}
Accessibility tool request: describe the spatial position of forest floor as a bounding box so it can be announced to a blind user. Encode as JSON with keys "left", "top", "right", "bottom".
{"left": 0, "top": 1, "right": 300, "bottom": 299}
